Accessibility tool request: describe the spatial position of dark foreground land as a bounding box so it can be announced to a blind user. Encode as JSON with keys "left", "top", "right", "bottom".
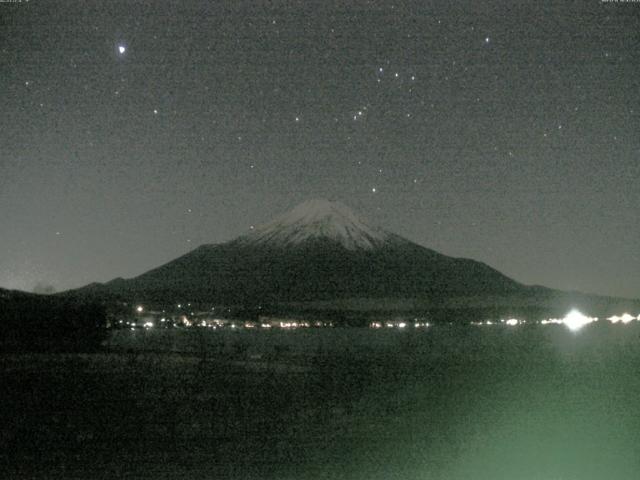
{"left": 2, "top": 325, "right": 640, "bottom": 479}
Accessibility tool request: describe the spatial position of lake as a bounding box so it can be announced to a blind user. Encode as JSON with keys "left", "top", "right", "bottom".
{"left": 3, "top": 322, "right": 640, "bottom": 479}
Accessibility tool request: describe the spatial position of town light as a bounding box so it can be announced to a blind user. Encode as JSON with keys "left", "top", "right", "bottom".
{"left": 562, "top": 309, "right": 594, "bottom": 331}
{"left": 620, "top": 313, "right": 635, "bottom": 324}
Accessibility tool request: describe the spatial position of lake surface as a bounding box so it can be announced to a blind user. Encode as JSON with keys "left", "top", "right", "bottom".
{"left": 3, "top": 323, "right": 640, "bottom": 479}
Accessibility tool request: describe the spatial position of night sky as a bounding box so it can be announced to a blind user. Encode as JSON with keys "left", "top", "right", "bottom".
{"left": 1, "top": 1, "right": 639, "bottom": 298}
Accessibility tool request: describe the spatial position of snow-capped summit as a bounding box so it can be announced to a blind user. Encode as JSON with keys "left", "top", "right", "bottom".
{"left": 239, "top": 198, "right": 392, "bottom": 250}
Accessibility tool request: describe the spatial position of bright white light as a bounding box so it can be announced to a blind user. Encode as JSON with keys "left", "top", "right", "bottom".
{"left": 620, "top": 313, "right": 635, "bottom": 324}
{"left": 505, "top": 318, "right": 519, "bottom": 326}
{"left": 562, "top": 309, "right": 594, "bottom": 331}
{"left": 118, "top": 45, "right": 126, "bottom": 54}
{"left": 143, "top": 321, "right": 154, "bottom": 328}
{"left": 608, "top": 315, "right": 621, "bottom": 324}
{"left": 398, "top": 322, "right": 406, "bottom": 328}
{"left": 136, "top": 305, "right": 143, "bottom": 313}
{"left": 542, "top": 318, "right": 563, "bottom": 325}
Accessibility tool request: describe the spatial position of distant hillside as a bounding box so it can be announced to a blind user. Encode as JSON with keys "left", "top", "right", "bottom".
{"left": 0, "top": 288, "right": 107, "bottom": 352}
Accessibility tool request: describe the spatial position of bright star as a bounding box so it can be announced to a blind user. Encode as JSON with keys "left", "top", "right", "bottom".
{"left": 118, "top": 45, "right": 126, "bottom": 54}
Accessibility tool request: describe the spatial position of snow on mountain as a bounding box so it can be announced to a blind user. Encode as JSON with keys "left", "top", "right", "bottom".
{"left": 237, "top": 199, "right": 393, "bottom": 250}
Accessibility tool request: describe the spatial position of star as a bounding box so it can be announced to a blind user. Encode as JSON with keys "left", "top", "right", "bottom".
{"left": 485, "top": 37, "right": 490, "bottom": 44}
{"left": 371, "top": 187, "right": 377, "bottom": 193}
{"left": 118, "top": 45, "right": 126, "bottom": 54}
{"left": 153, "top": 109, "right": 158, "bottom": 115}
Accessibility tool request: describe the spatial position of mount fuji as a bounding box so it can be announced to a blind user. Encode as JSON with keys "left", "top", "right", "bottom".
{"left": 66, "top": 199, "right": 639, "bottom": 318}
{"left": 69, "top": 199, "right": 523, "bottom": 302}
